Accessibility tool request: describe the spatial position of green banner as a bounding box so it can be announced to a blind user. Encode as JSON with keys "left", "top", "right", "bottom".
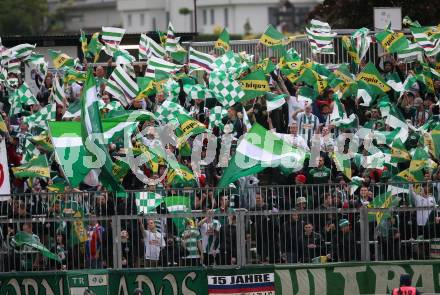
{"left": 1, "top": 262, "right": 440, "bottom": 294}
{"left": 108, "top": 268, "right": 208, "bottom": 295}
{"left": 0, "top": 272, "right": 67, "bottom": 295}
{"left": 275, "top": 261, "right": 439, "bottom": 294}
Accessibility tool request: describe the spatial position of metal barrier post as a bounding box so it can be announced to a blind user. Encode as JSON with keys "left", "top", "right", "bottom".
{"left": 112, "top": 215, "right": 122, "bottom": 269}
{"left": 236, "top": 210, "right": 247, "bottom": 266}
{"left": 359, "top": 207, "right": 370, "bottom": 262}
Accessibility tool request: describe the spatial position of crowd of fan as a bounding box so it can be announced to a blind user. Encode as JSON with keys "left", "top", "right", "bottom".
{"left": 1, "top": 51, "right": 440, "bottom": 271}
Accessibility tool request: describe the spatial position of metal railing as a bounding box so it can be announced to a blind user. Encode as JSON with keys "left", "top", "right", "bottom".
{"left": 1, "top": 182, "right": 440, "bottom": 271}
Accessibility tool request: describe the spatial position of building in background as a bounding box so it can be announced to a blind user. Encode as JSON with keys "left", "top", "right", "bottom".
{"left": 48, "top": 0, "right": 321, "bottom": 34}
{"left": 47, "top": 0, "right": 122, "bottom": 33}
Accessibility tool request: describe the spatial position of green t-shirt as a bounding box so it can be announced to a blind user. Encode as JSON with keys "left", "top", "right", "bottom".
{"left": 308, "top": 167, "right": 331, "bottom": 184}
{"left": 214, "top": 207, "right": 235, "bottom": 227}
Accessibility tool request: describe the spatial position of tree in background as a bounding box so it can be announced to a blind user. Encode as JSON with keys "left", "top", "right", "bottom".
{"left": 0, "top": 0, "right": 48, "bottom": 35}
{"left": 308, "top": 0, "right": 440, "bottom": 28}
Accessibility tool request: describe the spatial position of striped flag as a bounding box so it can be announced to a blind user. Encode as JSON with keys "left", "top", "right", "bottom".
{"left": 306, "top": 19, "right": 337, "bottom": 55}
{"left": 9, "top": 43, "right": 35, "bottom": 60}
{"left": 113, "top": 48, "right": 135, "bottom": 65}
{"left": 80, "top": 69, "right": 123, "bottom": 192}
{"left": 7, "top": 58, "right": 21, "bottom": 74}
{"left": 26, "top": 53, "right": 47, "bottom": 79}
{"left": 410, "top": 26, "right": 440, "bottom": 56}
{"left": 101, "top": 27, "right": 125, "bottom": 46}
{"left": 139, "top": 34, "right": 165, "bottom": 60}
{"left": 105, "top": 65, "right": 139, "bottom": 107}
{"left": 265, "top": 92, "right": 287, "bottom": 112}
{"left": 52, "top": 74, "right": 66, "bottom": 106}
{"left": 188, "top": 47, "right": 215, "bottom": 73}
{"left": 63, "top": 100, "right": 81, "bottom": 119}
{"left": 145, "top": 55, "right": 182, "bottom": 77}
{"left": 165, "top": 22, "right": 178, "bottom": 53}
{"left": 397, "top": 41, "right": 424, "bottom": 61}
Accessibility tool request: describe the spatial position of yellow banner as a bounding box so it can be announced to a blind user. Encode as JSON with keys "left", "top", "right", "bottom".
{"left": 381, "top": 32, "right": 404, "bottom": 52}
{"left": 356, "top": 72, "right": 391, "bottom": 92}
{"left": 53, "top": 54, "right": 72, "bottom": 69}
{"left": 12, "top": 166, "right": 50, "bottom": 178}
{"left": 239, "top": 80, "right": 270, "bottom": 92}
{"left": 259, "top": 34, "right": 282, "bottom": 47}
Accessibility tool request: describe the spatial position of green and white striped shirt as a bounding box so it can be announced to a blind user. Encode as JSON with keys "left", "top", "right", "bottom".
{"left": 297, "top": 112, "right": 319, "bottom": 147}
{"left": 181, "top": 228, "right": 202, "bottom": 258}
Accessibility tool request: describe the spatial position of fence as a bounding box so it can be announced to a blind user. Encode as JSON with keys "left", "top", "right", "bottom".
{"left": 1, "top": 182, "right": 439, "bottom": 272}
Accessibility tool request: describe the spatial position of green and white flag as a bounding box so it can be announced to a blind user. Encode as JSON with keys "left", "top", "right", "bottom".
{"left": 12, "top": 155, "right": 50, "bottom": 179}
{"left": 80, "top": 69, "right": 123, "bottom": 192}
{"left": 52, "top": 74, "right": 66, "bottom": 106}
{"left": 410, "top": 26, "right": 440, "bottom": 56}
{"left": 385, "top": 106, "right": 409, "bottom": 142}
{"left": 265, "top": 92, "right": 287, "bottom": 112}
{"left": 356, "top": 62, "right": 390, "bottom": 106}
{"left": 8, "top": 43, "right": 35, "bottom": 60}
{"left": 106, "top": 65, "right": 139, "bottom": 107}
{"left": 155, "top": 100, "right": 187, "bottom": 123}
{"left": 7, "top": 58, "right": 21, "bottom": 74}
{"left": 63, "top": 100, "right": 81, "bottom": 119}
{"left": 342, "top": 28, "right": 371, "bottom": 63}
{"left": 165, "top": 22, "right": 178, "bottom": 53}
{"left": 12, "top": 231, "right": 61, "bottom": 262}
{"left": 23, "top": 103, "right": 56, "bottom": 130}
{"left": 48, "top": 120, "right": 138, "bottom": 188}
{"left": 139, "top": 34, "right": 165, "bottom": 60}
{"left": 188, "top": 47, "right": 215, "bottom": 73}
{"left": 214, "top": 28, "right": 230, "bottom": 52}
{"left": 26, "top": 53, "right": 48, "bottom": 79}
{"left": 397, "top": 41, "right": 423, "bottom": 61}
{"left": 350, "top": 176, "right": 364, "bottom": 195}
{"left": 135, "top": 192, "right": 163, "bottom": 213}
{"left": 212, "top": 50, "right": 242, "bottom": 75}
{"left": 209, "top": 106, "right": 227, "bottom": 130}
{"left": 17, "top": 82, "right": 38, "bottom": 106}
{"left": 218, "top": 123, "right": 307, "bottom": 187}
{"left": 209, "top": 69, "right": 245, "bottom": 107}
{"left": 113, "top": 48, "right": 135, "bottom": 65}
{"left": 145, "top": 55, "right": 182, "bottom": 77}
{"left": 375, "top": 24, "right": 409, "bottom": 54}
{"left": 402, "top": 16, "right": 421, "bottom": 28}
{"left": 101, "top": 26, "right": 125, "bottom": 46}
{"left": 306, "top": 19, "right": 337, "bottom": 55}
{"left": 184, "top": 84, "right": 215, "bottom": 100}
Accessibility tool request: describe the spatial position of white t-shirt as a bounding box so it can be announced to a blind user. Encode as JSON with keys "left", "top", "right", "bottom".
{"left": 200, "top": 220, "right": 221, "bottom": 254}
{"left": 287, "top": 96, "right": 305, "bottom": 126}
{"left": 144, "top": 230, "right": 165, "bottom": 260}
{"left": 412, "top": 192, "right": 436, "bottom": 226}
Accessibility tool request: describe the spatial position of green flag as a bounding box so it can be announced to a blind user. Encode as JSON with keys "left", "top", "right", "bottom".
{"left": 48, "top": 49, "right": 75, "bottom": 69}
{"left": 167, "top": 163, "right": 197, "bottom": 188}
{"left": 375, "top": 24, "right": 409, "bottom": 53}
{"left": 12, "top": 231, "right": 61, "bottom": 262}
{"left": 239, "top": 69, "right": 270, "bottom": 101}
{"left": 12, "top": 155, "right": 50, "bottom": 179}
{"left": 218, "top": 123, "right": 307, "bottom": 187}
{"left": 135, "top": 192, "right": 163, "bottom": 213}
{"left": 80, "top": 69, "right": 123, "bottom": 192}
{"left": 174, "top": 113, "right": 207, "bottom": 147}
{"left": 390, "top": 138, "right": 411, "bottom": 163}
{"left": 259, "top": 24, "right": 285, "bottom": 48}
{"left": 215, "top": 28, "right": 230, "bottom": 52}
